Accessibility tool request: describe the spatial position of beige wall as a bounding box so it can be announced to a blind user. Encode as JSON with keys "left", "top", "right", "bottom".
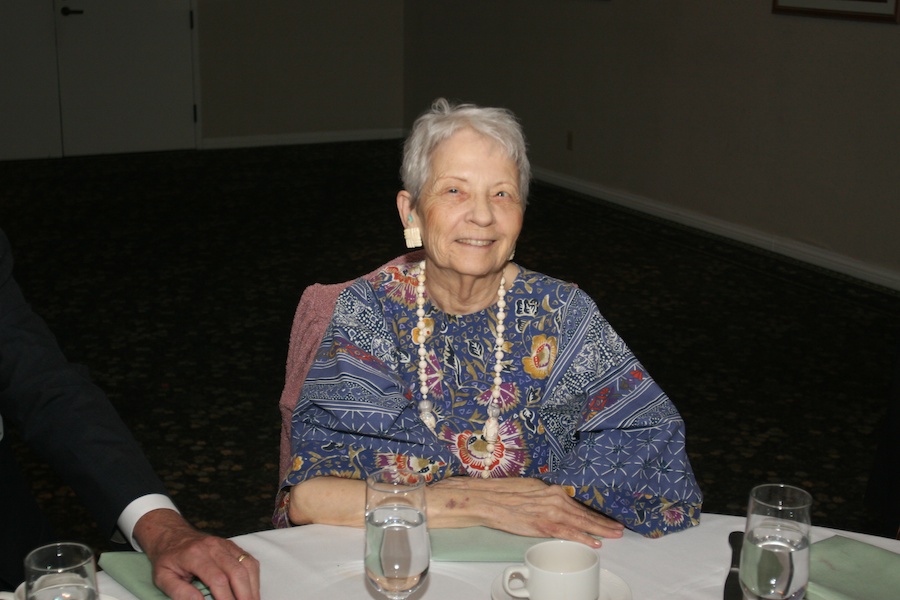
{"left": 196, "top": 0, "right": 404, "bottom": 142}
{"left": 404, "top": 1, "right": 900, "bottom": 287}
{"left": 192, "top": 1, "right": 900, "bottom": 287}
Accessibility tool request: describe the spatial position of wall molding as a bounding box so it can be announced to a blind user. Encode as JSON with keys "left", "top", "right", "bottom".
{"left": 533, "top": 167, "right": 900, "bottom": 293}
{"left": 200, "top": 129, "right": 404, "bottom": 150}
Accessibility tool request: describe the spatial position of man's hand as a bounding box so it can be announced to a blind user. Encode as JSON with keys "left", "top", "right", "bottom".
{"left": 133, "top": 509, "right": 260, "bottom": 600}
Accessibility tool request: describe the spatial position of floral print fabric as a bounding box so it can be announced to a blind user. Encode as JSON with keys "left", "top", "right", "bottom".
{"left": 276, "top": 263, "right": 702, "bottom": 536}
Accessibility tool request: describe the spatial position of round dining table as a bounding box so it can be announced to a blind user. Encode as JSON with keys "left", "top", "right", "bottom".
{"left": 97, "top": 513, "right": 900, "bottom": 599}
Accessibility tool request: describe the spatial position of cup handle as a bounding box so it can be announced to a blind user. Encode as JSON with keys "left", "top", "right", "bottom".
{"left": 502, "top": 565, "right": 531, "bottom": 599}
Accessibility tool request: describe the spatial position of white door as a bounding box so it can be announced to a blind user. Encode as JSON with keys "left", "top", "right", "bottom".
{"left": 53, "top": 0, "right": 196, "bottom": 156}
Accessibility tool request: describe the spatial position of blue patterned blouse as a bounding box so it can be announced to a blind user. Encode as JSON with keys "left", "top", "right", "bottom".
{"left": 276, "top": 263, "right": 702, "bottom": 536}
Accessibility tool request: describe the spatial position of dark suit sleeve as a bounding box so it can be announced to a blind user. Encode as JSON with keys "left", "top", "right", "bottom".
{"left": 0, "top": 229, "right": 169, "bottom": 538}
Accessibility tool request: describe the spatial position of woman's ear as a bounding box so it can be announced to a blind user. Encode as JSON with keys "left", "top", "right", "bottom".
{"left": 397, "top": 190, "right": 423, "bottom": 249}
{"left": 396, "top": 190, "right": 415, "bottom": 226}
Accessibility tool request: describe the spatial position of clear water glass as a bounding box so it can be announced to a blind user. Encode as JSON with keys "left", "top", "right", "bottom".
{"left": 364, "top": 468, "right": 430, "bottom": 600}
{"left": 24, "top": 542, "right": 97, "bottom": 600}
{"left": 739, "top": 483, "right": 812, "bottom": 600}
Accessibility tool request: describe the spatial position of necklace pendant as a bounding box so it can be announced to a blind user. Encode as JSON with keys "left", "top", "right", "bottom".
{"left": 483, "top": 417, "right": 499, "bottom": 445}
{"left": 420, "top": 410, "right": 437, "bottom": 434}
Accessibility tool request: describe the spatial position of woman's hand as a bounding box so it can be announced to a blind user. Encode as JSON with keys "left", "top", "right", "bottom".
{"left": 426, "top": 477, "right": 624, "bottom": 547}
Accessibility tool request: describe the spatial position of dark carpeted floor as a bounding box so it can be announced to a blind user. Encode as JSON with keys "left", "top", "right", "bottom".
{"left": 2, "top": 140, "right": 898, "bottom": 555}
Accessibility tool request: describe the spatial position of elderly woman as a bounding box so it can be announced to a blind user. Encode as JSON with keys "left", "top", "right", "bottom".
{"left": 275, "top": 99, "right": 702, "bottom": 544}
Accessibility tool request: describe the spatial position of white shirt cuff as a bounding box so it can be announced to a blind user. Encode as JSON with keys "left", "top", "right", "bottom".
{"left": 117, "top": 494, "right": 180, "bottom": 551}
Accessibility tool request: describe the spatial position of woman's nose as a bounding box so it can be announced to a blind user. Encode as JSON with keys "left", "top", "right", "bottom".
{"left": 468, "top": 194, "right": 494, "bottom": 225}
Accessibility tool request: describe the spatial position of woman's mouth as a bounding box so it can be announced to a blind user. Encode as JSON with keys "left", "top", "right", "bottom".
{"left": 458, "top": 239, "right": 493, "bottom": 247}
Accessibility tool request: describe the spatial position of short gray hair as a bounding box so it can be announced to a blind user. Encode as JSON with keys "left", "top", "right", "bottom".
{"left": 401, "top": 98, "right": 531, "bottom": 208}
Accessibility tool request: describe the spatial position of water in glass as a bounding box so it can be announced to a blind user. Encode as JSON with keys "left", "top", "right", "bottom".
{"left": 740, "top": 525, "right": 810, "bottom": 600}
{"left": 28, "top": 583, "right": 96, "bottom": 600}
{"left": 365, "top": 504, "right": 430, "bottom": 599}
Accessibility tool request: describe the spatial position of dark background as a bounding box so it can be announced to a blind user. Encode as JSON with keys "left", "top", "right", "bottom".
{"left": 2, "top": 140, "right": 898, "bottom": 553}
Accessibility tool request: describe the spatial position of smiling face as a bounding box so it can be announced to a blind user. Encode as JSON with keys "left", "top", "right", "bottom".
{"left": 398, "top": 128, "right": 524, "bottom": 286}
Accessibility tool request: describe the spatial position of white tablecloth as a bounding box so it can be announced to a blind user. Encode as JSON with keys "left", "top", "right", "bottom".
{"left": 97, "top": 513, "right": 900, "bottom": 600}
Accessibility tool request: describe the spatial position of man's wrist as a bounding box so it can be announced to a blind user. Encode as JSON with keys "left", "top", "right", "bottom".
{"left": 118, "top": 494, "right": 179, "bottom": 551}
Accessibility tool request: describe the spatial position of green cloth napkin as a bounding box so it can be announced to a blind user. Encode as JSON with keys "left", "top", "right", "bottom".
{"left": 807, "top": 535, "right": 900, "bottom": 600}
{"left": 430, "top": 527, "right": 552, "bottom": 562}
{"left": 98, "top": 552, "right": 209, "bottom": 600}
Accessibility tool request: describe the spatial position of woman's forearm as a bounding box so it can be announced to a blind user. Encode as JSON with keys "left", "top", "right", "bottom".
{"left": 288, "top": 475, "right": 485, "bottom": 528}
{"left": 288, "top": 475, "right": 621, "bottom": 547}
{"left": 423, "top": 476, "right": 550, "bottom": 529}
{"left": 288, "top": 477, "right": 368, "bottom": 526}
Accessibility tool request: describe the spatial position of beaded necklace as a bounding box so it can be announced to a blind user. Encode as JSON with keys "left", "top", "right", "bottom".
{"left": 414, "top": 260, "right": 508, "bottom": 477}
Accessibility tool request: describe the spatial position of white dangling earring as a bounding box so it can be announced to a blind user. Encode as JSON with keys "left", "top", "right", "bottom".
{"left": 508, "top": 247, "right": 516, "bottom": 261}
{"left": 404, "top": 214, "right": 423, "bottom": 248}
{"left": 404, "top": 227, "right": 423, "bottom": 248}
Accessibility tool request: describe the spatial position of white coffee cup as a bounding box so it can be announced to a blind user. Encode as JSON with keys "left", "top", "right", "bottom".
{"left": 502, "top": 540, "right": 600, "bottom": 600}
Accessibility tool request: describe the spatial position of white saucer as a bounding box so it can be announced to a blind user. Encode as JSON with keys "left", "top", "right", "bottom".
{"left": 491, "top": 568, "right": 632, "bottom": 600}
